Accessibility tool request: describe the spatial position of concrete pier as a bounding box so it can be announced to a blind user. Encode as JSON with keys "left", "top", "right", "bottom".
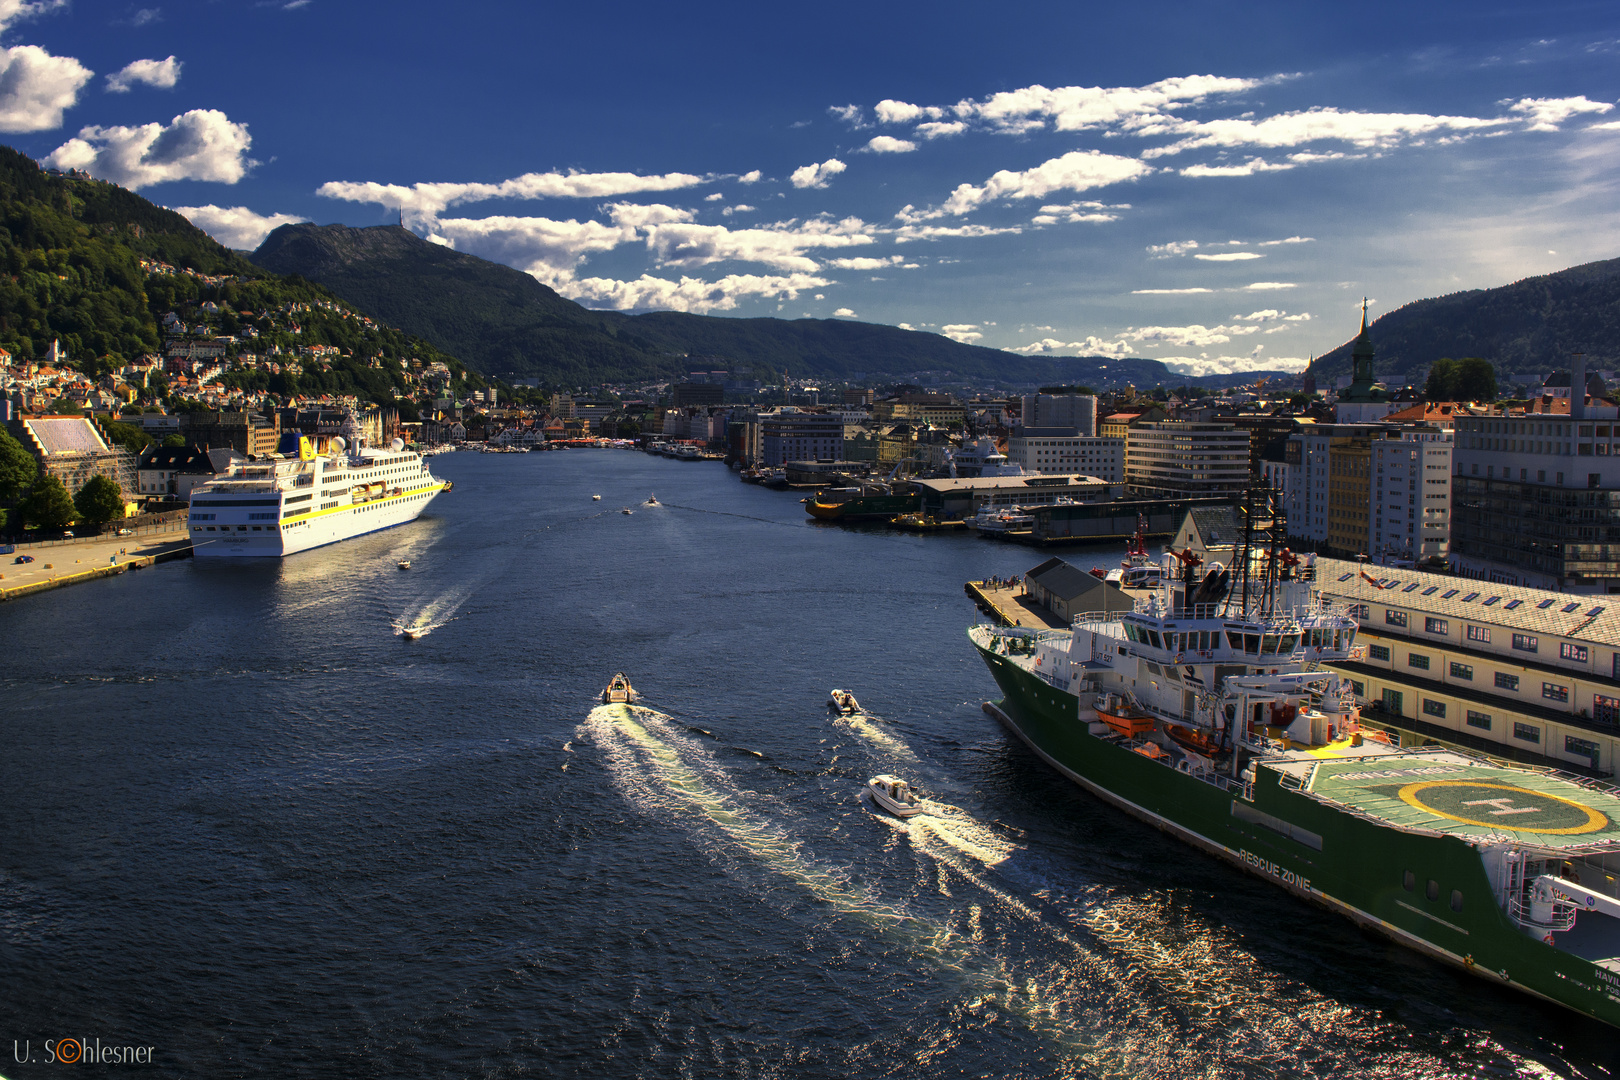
{"left": 0, "top": 529, "right": 192, "bottom": 602}
{"left": 964, "top": 579, "right": 1069, "bottom": 630}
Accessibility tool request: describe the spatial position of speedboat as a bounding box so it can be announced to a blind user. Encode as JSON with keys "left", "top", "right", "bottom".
{"left": 400, "top": 625, "right": 425, "bottom": 640}
{"left": 397, "top": 560, "right": 410, "bottom": 570}
{"left": 828, "top": 688, "right": 862, "bottom": 715}
{"left": 645, "top": 493, "right": 659, "bottom": 506}
{"left": 592, "top": 494, "right": 602, "bottom": 501}
{"left": 866, "top": 775, "right": 923, "bottom": 818}
{"left": 621, "top": 507, "right": 633, "bottom": 515}
{"left": 602, "top": 672, "right": 637, "bottom": 704}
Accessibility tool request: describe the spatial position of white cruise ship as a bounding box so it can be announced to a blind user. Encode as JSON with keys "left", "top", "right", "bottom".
{"left": 189, "top": 416, "right": 448, "bottom": 558}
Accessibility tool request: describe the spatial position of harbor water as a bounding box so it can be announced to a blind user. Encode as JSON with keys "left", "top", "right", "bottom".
{"left": 2, "top": 451, "right": 1616, "bottom": 1078}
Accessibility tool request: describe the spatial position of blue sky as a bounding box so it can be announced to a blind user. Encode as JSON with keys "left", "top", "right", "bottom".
{"left": 7, "top": 0, "right": 1620, "bottom": 375}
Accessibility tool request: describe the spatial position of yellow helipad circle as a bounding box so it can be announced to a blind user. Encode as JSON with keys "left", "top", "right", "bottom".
{"left": 1397, "top": 780, "right": 1609, "bottom": 834}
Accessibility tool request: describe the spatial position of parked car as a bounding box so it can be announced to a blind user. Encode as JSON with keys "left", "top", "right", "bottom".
{"left": 15, "top": 554, "right": 34, "bottom": 564}
{"left": 116, "top": 528, "right": 132, "bottom": 536}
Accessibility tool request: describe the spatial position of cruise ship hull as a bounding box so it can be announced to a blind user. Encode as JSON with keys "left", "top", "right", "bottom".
{"left": 969, "top": 630, "right": 1620, "bottom": 1028}
{"left": 194, "top": 484, "right": 445, "bottom": 557}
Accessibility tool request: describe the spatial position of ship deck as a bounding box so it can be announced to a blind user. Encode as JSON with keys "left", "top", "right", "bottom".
{"left": 1280, "top": 749, "right": 1620, "bottom": 850}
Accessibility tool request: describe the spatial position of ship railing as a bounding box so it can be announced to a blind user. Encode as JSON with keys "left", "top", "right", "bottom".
{"left": 1507, "top": 890, "right": 1578, "bottom": 932}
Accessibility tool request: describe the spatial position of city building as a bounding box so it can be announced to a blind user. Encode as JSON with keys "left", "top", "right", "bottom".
{"left": 1327, "top": 438, "right": 1370, "bottom": 556}
{"left": 914, "top": 474, "right": 1110, "bottom": 520}
{"left": 9, "top": 415, "right": 137, "bottom": 502}
{"left": 1125, "top": 422, "right": 1250, "bottom": 501}
{"left": 1318, "top": 556, "right": 1620, "bottom": 776}
{"left": 1333, "top": 303, "right": 1392, "bottom": 423}
{"left": 136, "top": 444, "right": 216, "bottom": 500}
{"left": 1021, "top": 393, "right": 1096, "bottom": 434}
{"left": 1451, "top": 384, "right": 1620, "bottom": 591}
{"left": 1007, "top": 429, "right": 1123, "bottom": 483}
{"left": 1370, "top": 426, "right": 1453, "bottom": 563}
{"left": 190, "top": 410, "right": 281, "bottom": 457}
{"left": 1022, "top": 557, "right": 1132, "bottom": 623}
{"left": 672, "top": 382, "right": 724, "bottom": 408}
{"left": 761, "top": 411, "right": 844, "bottom": 465}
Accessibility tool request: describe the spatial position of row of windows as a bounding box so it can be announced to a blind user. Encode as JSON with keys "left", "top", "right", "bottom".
{"left": 1380, "top": 611, "right": 1597, "bottom": 666}
{"left": 1402, "top": 870, "right": 1464, "bottom": 912}
{"left": 1376, "top": 646, "right": 1577, "bottom": 702}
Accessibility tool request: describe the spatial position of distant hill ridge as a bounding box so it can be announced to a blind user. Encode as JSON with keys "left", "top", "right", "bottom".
{"left": 251, "top": 222, "right": 1192, "bottom": 387}
{"left": 1313, "top": 256, "right": 1620, "bottom": 386}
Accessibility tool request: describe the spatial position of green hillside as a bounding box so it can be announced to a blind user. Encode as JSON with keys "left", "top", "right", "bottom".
{"left": 1313, "top": 257, "right": 1620, "bottom": 387}
{"left": 250, "top": 222, "right": 1187, "bottom": 388}
{"left": 0, "top": 146, "right": 475, "bottom": 404}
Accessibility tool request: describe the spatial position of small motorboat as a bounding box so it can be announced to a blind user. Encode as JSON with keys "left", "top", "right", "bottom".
{"left": 645, "top": 493, "right": 660, "bottom": 506}
{"left": 621, "top": 507, "right": 633, "bottom": 515}
{"left": 592, "top": 495, "right": 602, "bottom": 501}
{"left": 828, "top": 688, "right": 862, "bottom": 715}
{"left": 867, "top": 775, "right": 923, "bottom": 818}
{"left": 602, "top": 672, "right": 637, "bottom": 704}
{"left": 400, "top": 625, "right": 425, "bottom": 640}
{"left": 397, "top": 560, "right": 411, "bottom": 570}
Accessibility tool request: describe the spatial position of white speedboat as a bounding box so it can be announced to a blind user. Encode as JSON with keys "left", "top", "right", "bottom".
{"left": 602, "top": 672, "right": 637, "bottom": 704}
{"left": 621, "top": 507, "right": 633, "bottom": 515}
{"left": 400, "top": 625, "right": 425, "bottom": 640}
{"left": 397, "top": 560, "right": 410, "bottom": 570}
{"left": 645, "top": 493, "right": 659, "bottom": 506}
{"left": 867, "top": 775, "right": 923, "bottom": 818}
{"left": 592, "top": 495, "right": 602, "bottom": 501}
{"left": 828, "top": 688, "right": 861, "bottom": 715}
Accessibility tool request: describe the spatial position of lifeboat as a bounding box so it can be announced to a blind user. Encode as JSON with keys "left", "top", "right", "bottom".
{"left": 1095, "top": 693, "right": 1154, "bottom": 737}
{"left": 1165, "top": 724, "right": 1222, "bottom": 756}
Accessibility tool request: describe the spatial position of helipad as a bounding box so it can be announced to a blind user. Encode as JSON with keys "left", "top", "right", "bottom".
{"left": 1304, "top": 751, "right": 1620, "bottom": 848}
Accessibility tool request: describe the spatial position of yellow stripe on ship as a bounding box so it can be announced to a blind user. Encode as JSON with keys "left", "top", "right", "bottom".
{"left": 279, "top": 482, "right": 448, "bottom": 525}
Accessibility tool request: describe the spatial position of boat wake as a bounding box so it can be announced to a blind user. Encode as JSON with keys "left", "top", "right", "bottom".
{"left": 833, "top": 710, "right": 918, "bottom": 763}
{"left": 393, "top": 584, "right": 475, "bottom": 638}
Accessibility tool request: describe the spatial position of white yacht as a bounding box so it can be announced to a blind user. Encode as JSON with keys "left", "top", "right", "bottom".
{"left": 189, "top": 414, "right": 448, "bottom": 558}
{"left": 866, "top": 775, "right": 924, "bottom": 818}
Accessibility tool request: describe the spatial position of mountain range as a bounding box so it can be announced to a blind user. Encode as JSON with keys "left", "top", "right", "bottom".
{"left": 1312, "top": 257, "right": 1620, "bottom": 388}
{"left": 249, "top": 223, "right": 1254, "bottom": 389}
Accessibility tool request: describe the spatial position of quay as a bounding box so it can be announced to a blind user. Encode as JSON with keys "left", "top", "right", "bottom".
{"left": 964, "top": 579, "right": 1069, "bottom": 630}
{"left": 0, "top": 528, "right": 193, "bottom": 602}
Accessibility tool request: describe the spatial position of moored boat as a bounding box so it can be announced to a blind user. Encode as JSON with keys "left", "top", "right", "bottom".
{"left": 966, "top": 488, "right": 1620, "bottom": 1029}
{"left": 866, "top": 775, "right": 923, "bottom": 818}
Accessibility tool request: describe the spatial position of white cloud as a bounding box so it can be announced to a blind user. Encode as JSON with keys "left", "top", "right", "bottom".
{"left": 1256, "top": 235, "right": 1314, "bottom": 246}
{"left": 893, "top": 222, "right": 1023, "bottom": 242}
{"left": 174, "top": 204, "right": 306, "bottom": 250}
{"left": 1179, "top": 158, "right": 1295, "bottom": 177}
{"left": 789, "top": 157, "right": 846, "bottom": 189}
{"left": 1245, "top": 281, "right": 1296, "bottom": 290}
{"left": 915, "top": 120, "right": 966, "bottom": 139}
{"left": 1032, "top": 199, "right": 1127, "bottom": 225}
{"left": 1138, "top": 107, "right": 1511, "bottom": 158}
{"left": 939, "top": 149, "right": 1152, "bottom": 215}
{"left": 828, "top": 104, "right": 865, "bottom": 126}
{"left": 45, "top": 109, "right": 253, "bottom": 188}
{"left": 638, "top": 213, "right": 874, "bottom": 272}
{"left": 941, "top": 323, "right": 982, "bottom": 343}
{"left": 564, "top": 271, "right": 831, "bottom": 314}
{"left": 1147, "top": 240, "right": 1199, "bottom": 257}
{"left": 129, "top": 7, "right": 160, "bottom": 26}
{"left": 704, "top": 192, "right": 723, "bottom": 201}
{"left": 1590, "top": 120, "right": 1620, "bottom": 131}
{"left": 866, "top": 135, "right": 916, "bottom": 154}
{"left": 0, "top": 44, "right": 91, "bottom": 133}
{"left": 1235, "top": 309, "right": 1312, "bottom": 322}
{"left": 1161, "top": 352, "right": 1308, "bottom": 377}
{"left": 833, "top": 307, "right": 856, "bottom": 317}
{"left": 1006, "top": 336, "right": 1131, "bottom": 358}
{"left": 738, "top": 169, "right": 762, "bottom": 183}
{"left": 105, "top": 55, "right": 180, "bottom": 94}
{"left": 316, "top": 167, "right": 706, "bottom": 227}
{"left": 1508, "top": 95, "right": 1614, "bottom": 131}
{"left": 720, "top": 203, "right": 754, "bottom": 216}
{"left": 874, "top": 99, "right": 944, "bottom": 124}
{"left": 0, "top": 0, "right": 66, "bottom": 35}
{"left": 823, "top": 254, "right": 915, "bottom": 270}
{"left": 947, "top": 74, "right": 1262, "bottom": 135}
{"left": 428, "top": 212, "right": 644, "bottom": 286}
{"left": 1120, "top": 323, "right": 1261, "bottom": 347}
{"left": 897, "top": 322, "right": 915, "bottom": 331}
{"left": 1131, "top": 287, "right": 1213, "bottom": 294}
{"left": 1193, "top": 251, "right": 1264, "bottom": 261}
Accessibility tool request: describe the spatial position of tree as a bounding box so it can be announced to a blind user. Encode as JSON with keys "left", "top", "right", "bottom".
{"left": 0, "top": 427, "right": 37, "bottom": 504}
{"left": 162, "top": 433, "right": 186, "bottom": 447}
{"left": 100, "top": 417, "right": 150, "bottom": 455}
{"left": 20, "top": 474, "right": 75, "bottom": 529}
{"left": 1454, "top": 357, "right": 1497, "bottom": 402}
{"left": 73, "top": 474, "right": 125, "bottom": 526}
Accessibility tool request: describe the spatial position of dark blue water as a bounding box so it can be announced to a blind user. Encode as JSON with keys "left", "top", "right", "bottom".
{"left": 2, "top": 451, "right": 1617, "bottom": 1078}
